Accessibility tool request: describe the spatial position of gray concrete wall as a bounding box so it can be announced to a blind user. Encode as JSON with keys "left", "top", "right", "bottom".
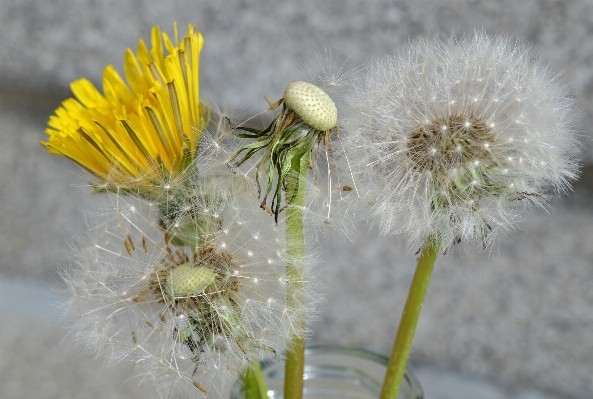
{"left": 1, "top": 1, "right": 592, "bottom": 398}
{"left": 3, "top": 0, "right": 593, "bottom": 141}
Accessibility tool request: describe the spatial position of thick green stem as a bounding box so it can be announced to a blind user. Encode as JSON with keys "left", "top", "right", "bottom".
{"left": 283, "top": 155, "right": 309, "bottom": 399}
{"left": 379, "top": 243, "right": 438, "bottom": 399}
{"left": 241, "top": 360, "right": 268, "bottom": 399}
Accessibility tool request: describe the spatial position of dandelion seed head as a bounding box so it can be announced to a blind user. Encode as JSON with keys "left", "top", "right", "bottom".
{"left": 60, "top": 177, "right": 313, "bottom": 398}
{"left": 344, "top": 31, "right": 580, "bottom": 250}
{"left": 228, "top": 80, "right": 358, "bottom": 237}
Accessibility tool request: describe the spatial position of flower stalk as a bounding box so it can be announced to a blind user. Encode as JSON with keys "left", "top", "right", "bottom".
{"left": 241, "top": 360, "right": 268, "bottom": 399}
{"left": 284, "top": 154, "right": 310, "bottom": 399}
{"left": 230, "top": 81, "right": 337, "bottom": 399}
{"left": 380, "top": 243, "right": 438, "bottom": 399}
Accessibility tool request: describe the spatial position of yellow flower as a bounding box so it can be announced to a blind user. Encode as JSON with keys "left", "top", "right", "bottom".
{"left": 41, "top": 23, "right": 209, "bottom": 193}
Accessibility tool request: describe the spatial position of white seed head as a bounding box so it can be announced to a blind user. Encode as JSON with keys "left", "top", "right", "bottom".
{"left": 284, "top": 81, "right": 337, "bottom": 131}
{"left": 60, "top": 167, "right": 319, "bottom": 398}
{"left": 344, "top": 31, "right": 580, "bottom": 250}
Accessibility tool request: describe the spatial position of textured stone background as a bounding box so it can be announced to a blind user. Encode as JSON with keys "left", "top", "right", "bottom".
{"left": 1, "top": 1, "right": 592, "bottom": 398}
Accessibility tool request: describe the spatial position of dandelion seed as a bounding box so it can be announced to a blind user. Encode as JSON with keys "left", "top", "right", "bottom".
{"left": 298, "top": 48, "right": 359, "bottom": 96}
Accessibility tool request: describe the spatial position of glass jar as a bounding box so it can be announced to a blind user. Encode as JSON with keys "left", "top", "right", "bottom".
{"left": 230, "top": 346, "right": 423, "bottom": 399}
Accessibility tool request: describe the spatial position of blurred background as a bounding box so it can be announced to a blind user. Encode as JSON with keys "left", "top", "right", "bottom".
{"left": 1, "top": 1, "right": 593, "bottom": 398}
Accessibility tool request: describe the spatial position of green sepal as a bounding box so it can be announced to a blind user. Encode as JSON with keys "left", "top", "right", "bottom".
{"left": 231, "top": 108, "right": 322, "bottom": 221}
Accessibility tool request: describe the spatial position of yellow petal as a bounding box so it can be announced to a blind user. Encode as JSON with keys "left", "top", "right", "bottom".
{"left": 42, "top": 24, "right": 208, "bottom": 193}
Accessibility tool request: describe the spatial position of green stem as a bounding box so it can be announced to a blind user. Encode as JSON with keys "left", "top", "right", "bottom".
{"left": 241, "top": 360, "right": 268, "bottom": 399}
{"left": 283, "top": 155, "right": 309, "bottom": 399}
{"left": 379, "top": 242, "right": 438, "bottom": 399}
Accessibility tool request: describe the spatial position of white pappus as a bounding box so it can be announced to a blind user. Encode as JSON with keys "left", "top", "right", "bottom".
{"left": 343, "top": 31, "right": 580, "bottom": 250}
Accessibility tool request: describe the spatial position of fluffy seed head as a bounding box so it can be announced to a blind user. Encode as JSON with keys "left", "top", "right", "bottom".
{"left": 345, "top": 32, "right": 580, "bottom": 250}
{"left": 284, "top": 81, "right": 337, "bottom": 131}
{"left": 60, "top": 168, "right": 315, "bottom": 397}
